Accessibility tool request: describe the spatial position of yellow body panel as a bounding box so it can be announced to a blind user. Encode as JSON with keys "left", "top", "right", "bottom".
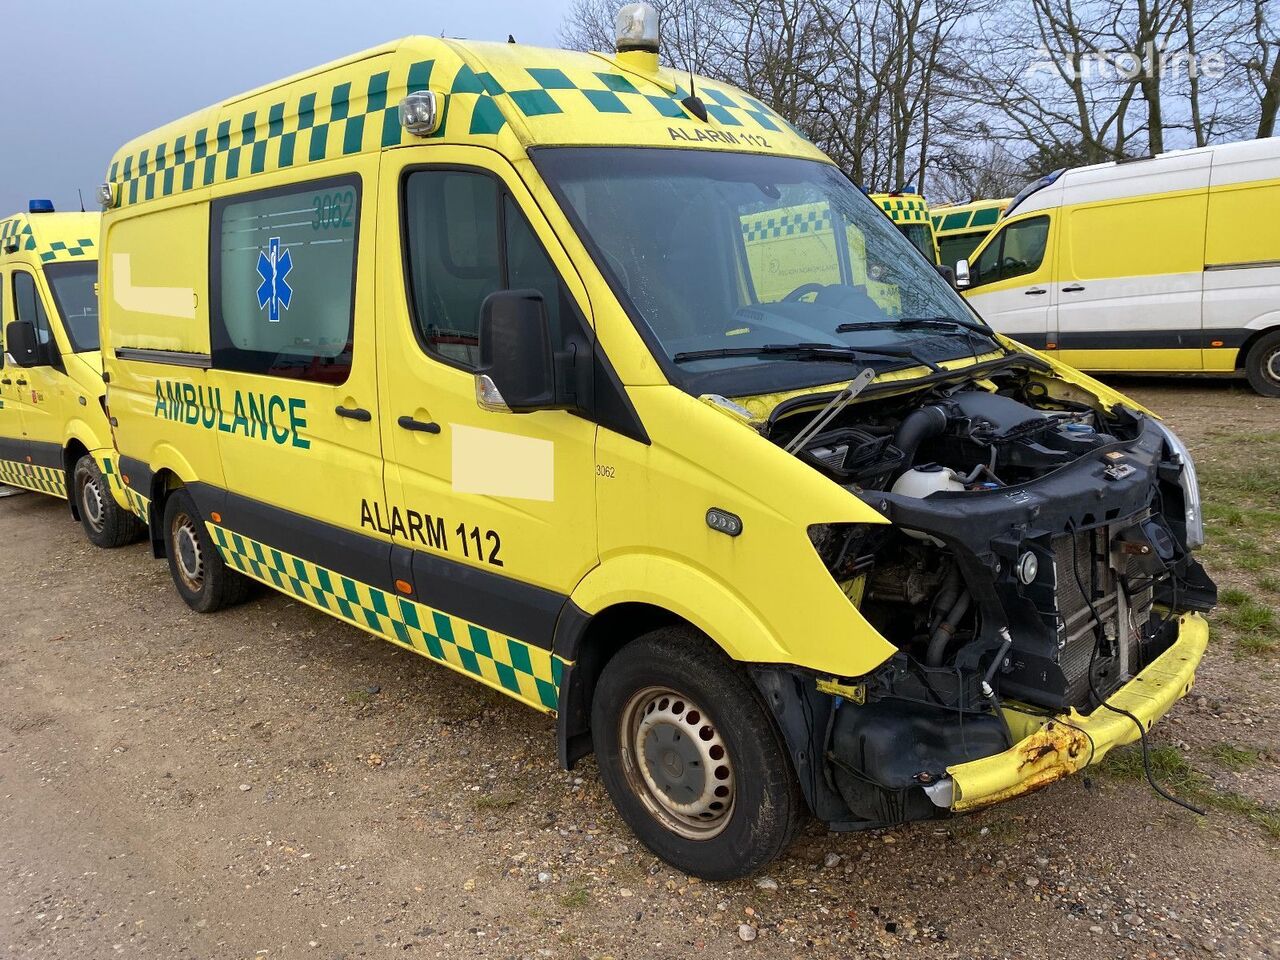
{"left": 0, "top": 211, "right": 127, "bottom": 510}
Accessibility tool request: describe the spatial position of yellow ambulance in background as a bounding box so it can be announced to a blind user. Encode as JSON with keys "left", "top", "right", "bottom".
{"left": 957, "top": 139, "right": 1280, "bottom": 396}
{"left": 98, "top": 4, "right": 1214, "bottom": 879}
{"left": 870, "top": 190, "right": 939, "bottom": 264}
{"left": 931, "top": 197, "right": 1009, "bottom": 271}
{"left": 0, "top": 204, "right": 143, "bottom": 545}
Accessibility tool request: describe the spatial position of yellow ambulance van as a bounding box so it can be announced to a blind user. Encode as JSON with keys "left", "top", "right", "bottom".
{"left": 871, "top": 190, "right": 939, "bottom": 264}
{"left": 931, "top": 196, "right": 1009, "bottom": 271}
{"left": 0, "top": 204, "right": 144, "bottom": 545}
{"left": 957, "top": 140, "right": 1280, "bottom": 395}
{"left": 99, "top": 5, "right": 1215, "bottom": 878}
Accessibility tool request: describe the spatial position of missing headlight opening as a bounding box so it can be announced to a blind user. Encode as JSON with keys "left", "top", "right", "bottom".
{"left": 766, "top": 362, "right": 1217, "bottom": 829}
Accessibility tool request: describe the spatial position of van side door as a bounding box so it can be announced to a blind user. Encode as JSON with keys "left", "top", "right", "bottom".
{"left": 0, "top": 269, "right": 26, "bottom": 480}
{"left": 9, "top": 269, "right": 67, "bottom": 490}
{"left": 1054, "top": 155, "right": 1209, "bottom": 372}
{"left": 203, "top": 167, "right": 392, "bottom": 589}
{"left": 376, "top": 147, "right": 599, "bottom": 710}
{"left": 962, "top": 213, "right": 1056, "bottom": 351}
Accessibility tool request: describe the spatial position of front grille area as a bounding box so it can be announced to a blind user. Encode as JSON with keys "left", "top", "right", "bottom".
{"left": 1052, "top": 515, "right": 1156, "bottom": 706}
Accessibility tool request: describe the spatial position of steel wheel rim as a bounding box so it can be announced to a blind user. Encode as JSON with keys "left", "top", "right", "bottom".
{"left": 79, "top": 474, "right": 105, "bottom": 533}
{"left": 619, "top": 685, "right": 736, "bottom": 840}
{"left": 1266, "top": 347, "right": 1280, "bottom": 385}
{"left": 171, "top": 511, "right": 204, "bottom": 591}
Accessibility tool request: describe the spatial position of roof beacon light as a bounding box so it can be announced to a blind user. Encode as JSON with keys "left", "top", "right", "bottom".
{"left": 615, "top": 3, "right": 659, "bottom": 53}
{"left": 399, "top": 90, "right": 442, "bottom": 138}
{"left": 29, "top": 199, "right": 55, "bottom": 214}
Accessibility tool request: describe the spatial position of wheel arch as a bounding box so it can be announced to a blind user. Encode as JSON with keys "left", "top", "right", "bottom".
{"left": 1235, "top": 322, "right": 1280, "bottom": 371}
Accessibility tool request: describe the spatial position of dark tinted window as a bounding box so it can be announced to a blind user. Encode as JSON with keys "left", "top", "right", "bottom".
{"left": 211, "top": 177, "right": 359, "bottom": 383}
{"left": 13, "top": 271, "right": 53, "bottom": 353}
{"left": 45, "top": 262, "right": 100, "bottom": 352}
{"left": 403, "top": 170, "right": 563, "bottom": 369}
{"left": 970, "top": 216, "right": 1049, "bottom": 287}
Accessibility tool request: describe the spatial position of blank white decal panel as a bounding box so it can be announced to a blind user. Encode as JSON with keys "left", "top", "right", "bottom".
{"left": 451, "top": 424, "right": 555, "bottom": 502}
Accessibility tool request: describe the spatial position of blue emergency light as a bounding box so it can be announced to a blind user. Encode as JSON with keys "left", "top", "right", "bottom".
{"left": 29, "top": 199, "right": 55, "bottom": 213}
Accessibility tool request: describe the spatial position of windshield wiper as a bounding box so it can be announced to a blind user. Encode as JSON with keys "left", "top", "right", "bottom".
{"left": 672, "top": 342, "right": 941, "bottom": 372}
{"left": 836, "top": 315, "right": 996, "bottom": 337}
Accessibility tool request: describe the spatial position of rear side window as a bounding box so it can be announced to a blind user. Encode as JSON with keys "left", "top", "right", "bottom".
{"left": 210, "top": 177, "right": 359, "bottom": 383}
{"left": 13, "top": 271, "right": 53, "bottom": 350}
{"left": 403, "top": 169, "right": 563, "bottom": 369}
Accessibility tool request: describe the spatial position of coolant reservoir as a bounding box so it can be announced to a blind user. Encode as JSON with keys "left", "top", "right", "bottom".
{"left": 891, "top": 465, "right": 967, "bottom": 499}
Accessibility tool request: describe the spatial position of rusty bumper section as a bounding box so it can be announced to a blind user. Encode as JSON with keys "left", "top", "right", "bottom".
{"left": 947, "top": 612, "right": 1209, "bottom": 812}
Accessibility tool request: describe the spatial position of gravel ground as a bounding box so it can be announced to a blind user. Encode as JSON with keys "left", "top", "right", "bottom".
{"left": 1, "top": 376, "right": 1277, "bottom": 960}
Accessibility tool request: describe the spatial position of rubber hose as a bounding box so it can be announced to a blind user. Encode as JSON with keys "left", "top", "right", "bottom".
{"left": 926, "top": 590, "right": 971, "bottom": 666}
{"left": 893, "top": 405, "right": 949, "bottom": 471}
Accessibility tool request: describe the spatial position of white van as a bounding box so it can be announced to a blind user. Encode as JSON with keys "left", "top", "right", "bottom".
{"left": 958, "top": 138, "right": 1280, "bottom": 395}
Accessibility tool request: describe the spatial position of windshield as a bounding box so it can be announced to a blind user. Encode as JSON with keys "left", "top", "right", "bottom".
{"left": 44, "top": 261, "right": 99, "bottom": 352}
{"left": 534, "top": 148, "right": 992, "bottom": 395}
{"left": 895, "top": 223, "right": 936, "bottom": 262}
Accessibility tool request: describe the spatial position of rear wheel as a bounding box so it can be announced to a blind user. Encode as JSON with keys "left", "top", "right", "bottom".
{"left": 73, "top": 454, "right": 144, "bottom": 548}
{"left": 162, "top": 488, "right": 251, "bottom": 612}
{"left": 1245, "top": 330, "right": 1280, "bottom": 397}
{"left": 591, "top": 627, "right": 805, "bottom": 880}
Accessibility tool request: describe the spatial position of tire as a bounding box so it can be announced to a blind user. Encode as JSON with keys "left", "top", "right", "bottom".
{"left": 1244, "top": 330, "right": 1280, "bottom": 398}
{"left": 591, "top": 627, "right": 805, "bottom": 880}
{"left": 73, "top": 454, "right": 145, "bottom": 548}
{"left": 162, "top": 488, "right": 252, "bottom": 613}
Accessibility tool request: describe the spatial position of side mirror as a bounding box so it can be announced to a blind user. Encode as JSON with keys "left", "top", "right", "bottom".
{"left": 935, "top": 264, "right": 957, "bottom": 289}
{"left": 954, "top": 258, "right": 971, "bottom": 289}
{"left": 474, "top": 289, "right": 559, "bottom": 413}
{"left": 5, "top": 321, "right": 39, "bottom": 367}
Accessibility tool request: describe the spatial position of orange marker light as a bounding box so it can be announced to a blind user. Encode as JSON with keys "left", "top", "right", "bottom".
{"left": 1210, "top": 340, "right": 1224, "bottom": 348}
{"left": 1046, "top": 341, "right": 1057, "bottom": 350}
{"left": 395, "top": 579, "right": 413, "bottom": 595}
{"left": 210, "top": 511, "right": 222, "bottom": 523}
{"left": 122, "top": 474, "right": 130, "bottom": 485}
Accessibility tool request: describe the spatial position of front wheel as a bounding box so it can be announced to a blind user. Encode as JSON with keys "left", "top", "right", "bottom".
{"left": 1244, "top": 330, "right": 1280, "bottom": 397}
{"left": 73, "top": 454, "right": 144, "bottom": 548}
{"left": 591, "top": 627, "right": 805, "bottom": 880}
{"left": 162, "top": 488, "right": 252, "bottom": 613}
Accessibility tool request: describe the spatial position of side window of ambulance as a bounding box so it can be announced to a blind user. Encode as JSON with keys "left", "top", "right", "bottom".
{"left": 403, "top": 170, "right": 562, "bottom": 370}
{"left": 211, "top": 177, "right": 359, "bottom": 383}
{"left": 13, "top": 271, "right": 53, "bottom": 354}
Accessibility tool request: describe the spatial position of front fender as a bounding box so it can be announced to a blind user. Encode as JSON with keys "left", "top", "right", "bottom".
{"left": 569, "top": 551, "right": 789, "bottom": 665}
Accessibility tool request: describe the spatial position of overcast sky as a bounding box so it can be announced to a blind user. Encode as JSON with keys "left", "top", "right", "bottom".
{"left": 0, "top": 0, "right": 571, "bottom": 215}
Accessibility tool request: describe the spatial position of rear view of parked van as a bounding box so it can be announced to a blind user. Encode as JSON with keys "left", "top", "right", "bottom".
{"left": 0, "top": 204, "right": 144, "bottom": 545}
{"left": 957, "top": 139, "right": 1280, "bottom": 396}
{"left": 99, "top": 9, "right": 1214, "bottom": 879}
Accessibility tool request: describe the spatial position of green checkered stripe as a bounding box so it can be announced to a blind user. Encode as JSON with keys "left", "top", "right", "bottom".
{"left": 453, "top": 63, "right": 783, "bottom": 135}
{"left": 0, "top": 217, "right": 36, "bottom": 254}
{"left": 741, "top": 206, "right": 834, "bottom": 242}
{"left": 121, "top": 484, "right": 150, "bottom": 523}
{"left": 879, "top": 197, "right": 930, "bottom": 224}
{"left": 39, "top": 237, "right": 95, "bottom": 263}
{"left": 0, "top": 458, "right": 66, "bottom": 497}
{"left": 208, "top": 523, "right": 565, "bottom": 713}
{"left": 107, "top": 60, "right": 436, "bottom": 208}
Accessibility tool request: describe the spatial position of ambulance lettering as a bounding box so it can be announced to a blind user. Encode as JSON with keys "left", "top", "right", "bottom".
{"left": 359, "top": 499, "right": 504, "bottom": 567}
{"left": 153, "top": 379, "right": 310, "bottom": 448}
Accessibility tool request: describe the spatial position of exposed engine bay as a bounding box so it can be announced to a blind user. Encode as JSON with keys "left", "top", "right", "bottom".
{"left": 749, "top": 359, "right": 1217, "bottom": 829}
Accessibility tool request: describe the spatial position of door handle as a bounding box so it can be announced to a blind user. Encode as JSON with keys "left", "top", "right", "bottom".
{"left": 16, "top": 378, "right": 28, "bottom": 386}
{"left": 1024, "top": 288, "right": 1047, "bottom": 296}
{"left": 1062, "top": 284, "right": 1085, "bottom": 293}
{"left": 334, "top": 405, "right": 372, "bottom": 422}
{"left": 398, "top": 415, "right": 441, "bottom": 434}
{"left": 0, "top": 377, "right": 10, "bottom": 385}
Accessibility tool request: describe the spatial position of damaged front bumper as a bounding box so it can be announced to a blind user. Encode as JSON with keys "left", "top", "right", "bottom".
{"left": 945, "top": 612, "right": 1209, "bottom": 812}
